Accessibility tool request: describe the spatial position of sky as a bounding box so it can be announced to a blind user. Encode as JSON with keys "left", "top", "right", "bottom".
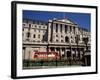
{"left": 23, "top": 10, "right": 91, "bottom": 31}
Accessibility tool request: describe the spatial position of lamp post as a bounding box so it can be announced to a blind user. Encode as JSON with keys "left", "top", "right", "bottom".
{"left": 75, "top": 35, "right": 80, "bottom": 62}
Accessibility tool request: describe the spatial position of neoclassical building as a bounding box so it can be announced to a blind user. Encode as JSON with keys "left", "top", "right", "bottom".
{"left": 22, "top": 18, "right": 91, "bottom": 61}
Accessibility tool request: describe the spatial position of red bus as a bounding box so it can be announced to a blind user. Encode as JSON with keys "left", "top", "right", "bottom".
{"left": 33, "top": 52, "right": 60, "bottom": 61}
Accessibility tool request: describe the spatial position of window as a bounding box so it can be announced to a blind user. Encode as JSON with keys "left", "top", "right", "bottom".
{"left": 71, "top": 40, "right": 74, "bottom": 43}
{"left": 67, "top": 51, "right": 71, "bottom": 57}
{"left": 35, "top": 25, "right": 37, "bottom": 27}
{"left": 65, "top": 25, "right": 67, "bottom": 33}
{"left": 65, "top": 36, "right": 69, "bottom": 42}
{"left": 56, "top": 23, "right": 58, "bottom": 32}
{"left": 33, "top": 40, "right": 35, "bottom": 42}
{"left": 43, "top": 26, "right": 45, "bottom": 28}
{"left": 33, "top": 34, "right": 36, "bottom": 38}
{"left": 60, "top": 24, "right": 62, "bottom": 33}
{"left": 22, "top": 28, "right": 24, "bottom": 31}
{"left": 43, "top": 35, "right": 45, "bottom": 40}
{"left": 56, "top": 48, "right": 60, "bottom": 51}
{"left": 56, "top": 35, "right": 58, "bottom": 37}
{"left": 71, "top": 36, "right": 73, "bottom": 38}
{"left": 23, "top": 24, "right": 25, "bottom": 27}
{"left": 61, "top": 40, "right": 63, "bottom": 42}
{"left": 26, "top": 32, "right": 30, "bottom": 38}
{"left": 56, "top": 39, "right": 59, "bottom": 42}
{"left": 61, "top": 35, "right": 63, "bottom": 37}
{"left": 37, "top": 40, "right": 40, "bottom": 42}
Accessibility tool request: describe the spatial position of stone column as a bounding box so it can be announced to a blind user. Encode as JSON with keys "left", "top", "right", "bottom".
{"left": 58, "top": 24, "right": 60, "bottom": 33}
{"left": 54, "top": 47, "right": 56, "bottom": 52}
{"left": 80, "top": 50, "right": 83, "bottom": 59}
{"left": 49, "top": 47, "right": 51, "bottom": 52}
{"left": 48, "top": 21, "right": 52, "bottom": 42}
{"left": 68, "top": 25, "right": 70, "bottom": 33}
{"left": 70, "top": 47, "right": 72, "bottom": 60}
{"left": 76, "top": 27, "right": 79, "bottom": 34}
{"left": 74, "top": 49, "right": 77, "bottom": 59}
{"left": 76, "top": 50, "right": 78, "bottom": 58}
{"left": 59, "top": 48, "right": 61, "bottom": 54}
{"left": 65, "top": 48, "right": 67, "bottom": 59}
{"left": 53, "top": 23, "right": 56, "bottom": 33}
{"left": 71, "top": 49, "right": 74, "bottom": 60}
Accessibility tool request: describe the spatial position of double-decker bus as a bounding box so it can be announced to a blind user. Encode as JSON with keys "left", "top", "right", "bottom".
{"left": 33, "top": 52, "right": 60, "bottom": 61}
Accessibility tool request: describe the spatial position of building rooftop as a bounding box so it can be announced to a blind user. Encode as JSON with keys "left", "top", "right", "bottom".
{"left": 57, "top": 19, "right": 74, "bottom": 24}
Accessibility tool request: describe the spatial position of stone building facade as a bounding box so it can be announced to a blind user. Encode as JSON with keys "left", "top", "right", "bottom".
{"left": 22, "top": 18, "right": 91, "bottom": 61}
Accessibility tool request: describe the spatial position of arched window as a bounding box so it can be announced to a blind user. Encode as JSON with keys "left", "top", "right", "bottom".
{"left": 56, "top": 39, "right": 59, "bottom": 42}
{"left": 26, "top": 32, "right": 30, "bottom": 38}
{"left": 65, "top": 36, "right": 69, "bottom": 42}
{"left": 61, "top": 40, "right": 64, "bottom": 42}
{"left": 33, "top": 34, "right": 36, "bottom": 38}
{"left": 29, "top": 24, "right": 31, "bottom": 27}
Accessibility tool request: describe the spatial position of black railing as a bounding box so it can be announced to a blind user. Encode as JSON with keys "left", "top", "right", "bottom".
{"left": 23, "top": 58, "right": 86, "bottom": 69}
